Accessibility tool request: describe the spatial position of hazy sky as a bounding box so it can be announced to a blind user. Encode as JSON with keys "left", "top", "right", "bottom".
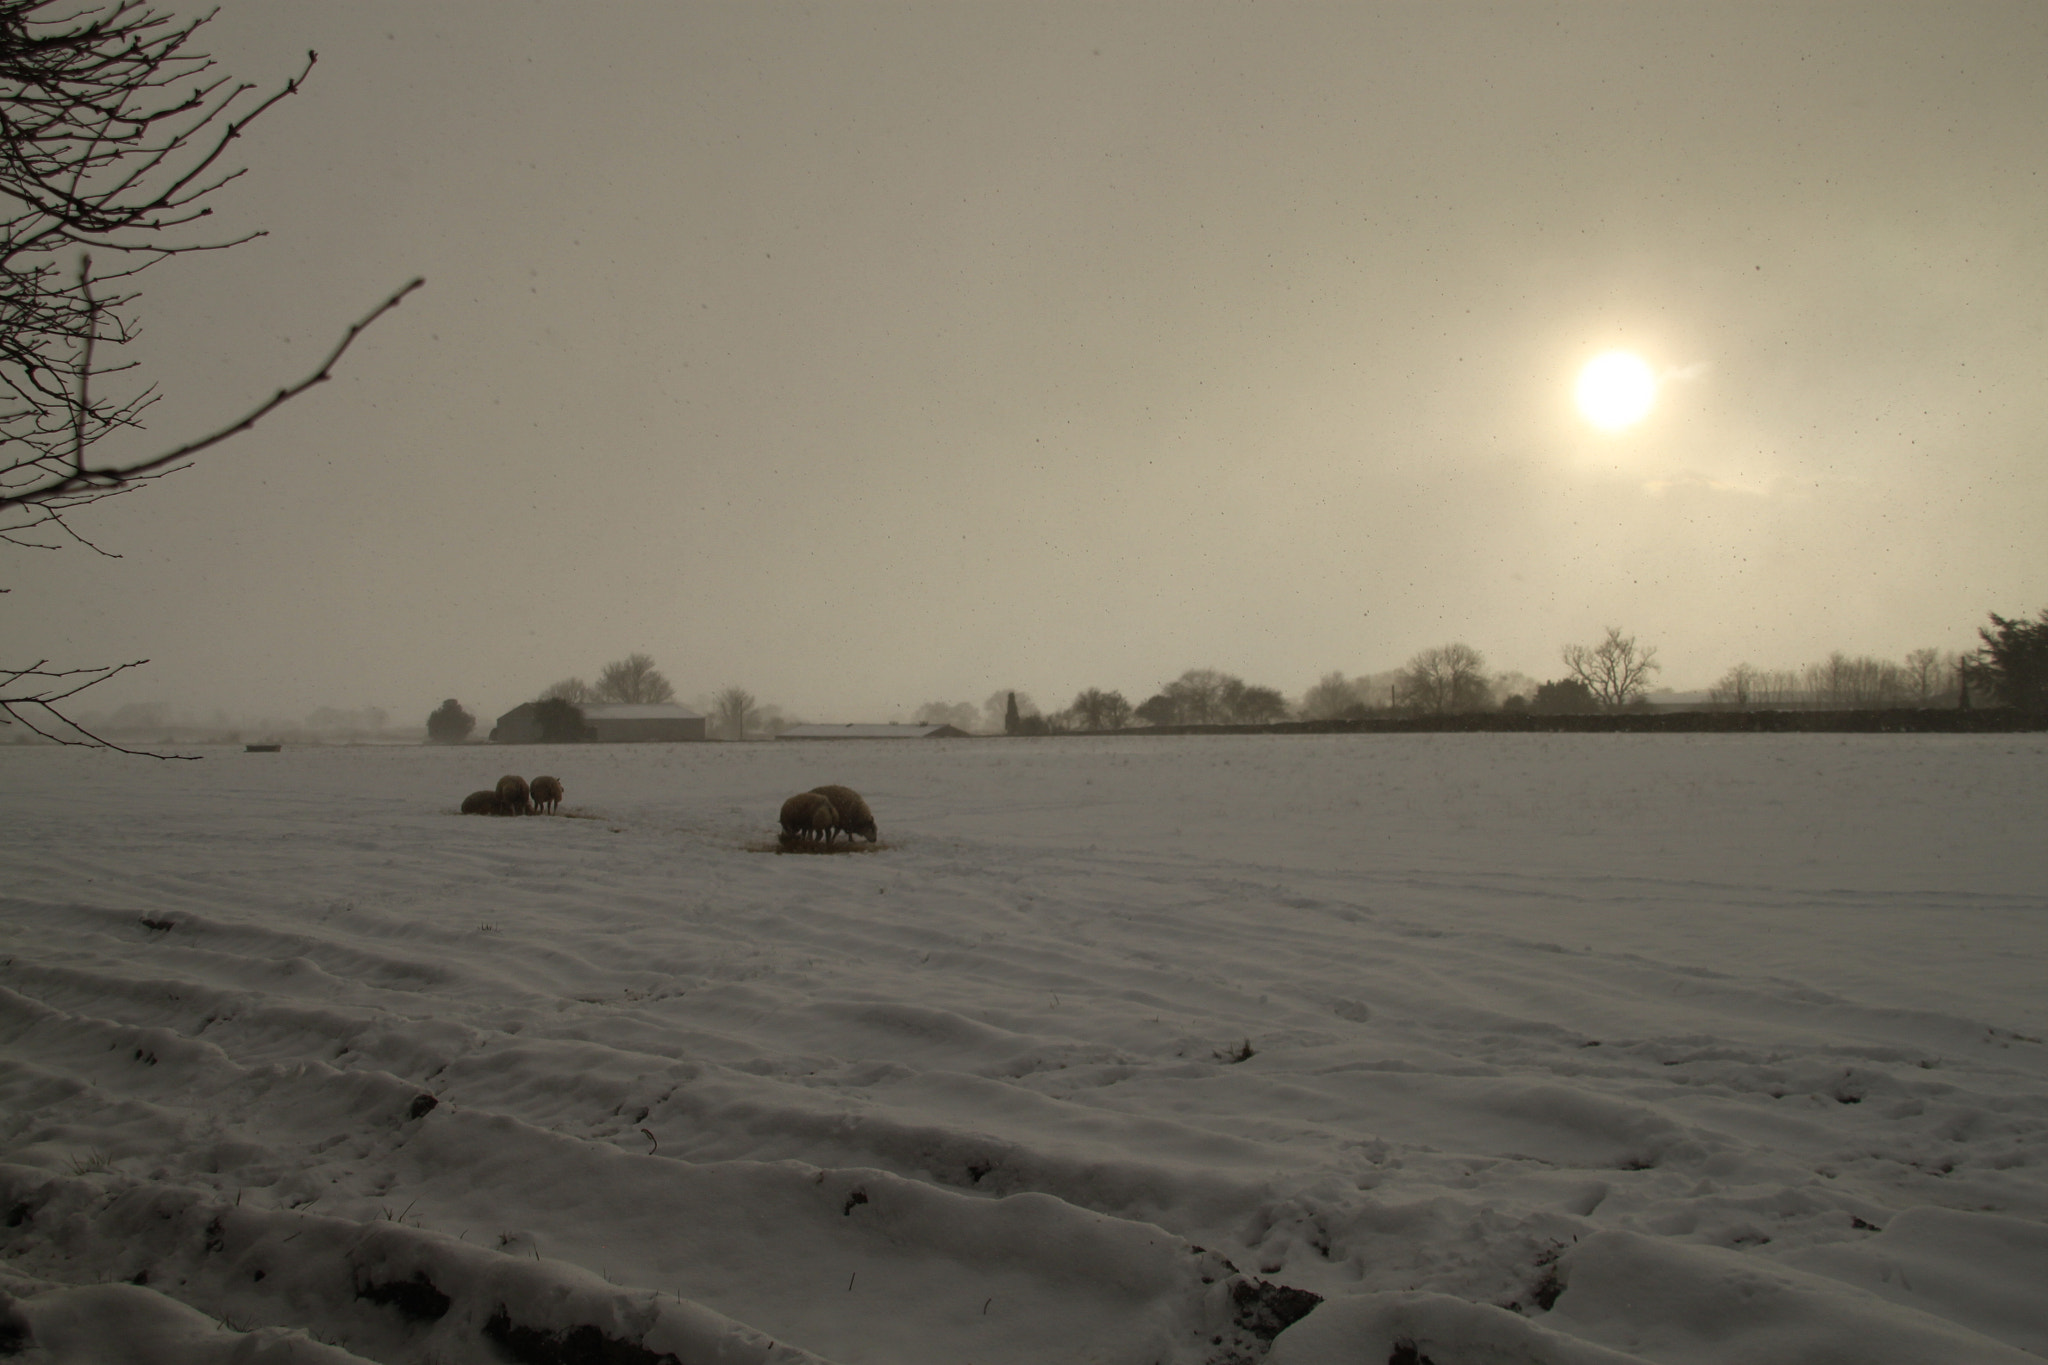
{"left": 12, "top": 1, "right": 2046, "bottom": 727}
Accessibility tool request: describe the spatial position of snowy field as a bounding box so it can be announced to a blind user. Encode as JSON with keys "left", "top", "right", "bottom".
{"left": 2, "top": 733, "right": 2045, "bottom": 1365}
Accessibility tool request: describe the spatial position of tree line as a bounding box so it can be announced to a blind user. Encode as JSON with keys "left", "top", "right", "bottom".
{"left": 1696, "top": 615, "right": 2042, "bottom": 714}
{"left": 1706, "top": 651, "right": 1958, "bottom": 710}
{"left": 915, "top": 631, "right": 1664, "bottom": 733}
{"left": 376, "top": 605, "right": 2048, "bottom": 746}
{"left": 412, "top": 611, "right": 2045, "bottom": 744}
{"left": 906, "top": 611, "right": 2048, "bottom": 736}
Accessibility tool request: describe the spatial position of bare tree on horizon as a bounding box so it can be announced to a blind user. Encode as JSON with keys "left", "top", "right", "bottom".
{"left": 1708, "top": 662, "right": 1762, "bottom": 708}
{"left": 1395, "top": 644, "right": 1492, "bottom": 714}
{"left": 1902, "top": 648, "right": 1958, "bottom": 706}
{"left": 1065, "top": 687, "right": 1132, "bottom": 731}
{"left": 540, "top": 677, "right": 595, "bottom": 704}
{"left": 710, "top": 685, "right": 759, "bottom": 740}
{"left": 1562, "top": 628, "right": 1661, "bottom": 712}
{"left": 593, "top": 653, "right": 675, "bottom": 705}
{"left": 1299, "top": 671, "right": 1365, "bottom": 721}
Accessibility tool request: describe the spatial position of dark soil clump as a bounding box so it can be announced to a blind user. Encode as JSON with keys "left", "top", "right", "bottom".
{"left": 483, "top": 1311, "right": 681, "bottom": 1365}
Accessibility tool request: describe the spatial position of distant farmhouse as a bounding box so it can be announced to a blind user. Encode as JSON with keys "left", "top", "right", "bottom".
{"left": 491, "top": 701, "right": 707, "bottom": 744}
{"left": 777, "top": 722, "right": 969, "bottom": 740}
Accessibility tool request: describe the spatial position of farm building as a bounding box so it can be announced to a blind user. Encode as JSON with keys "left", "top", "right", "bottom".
{"left": 490, "top": 701, "right": 707, "bottom": 744}
{"left": 777, "top": 723, "right": 969, "bottom": 740}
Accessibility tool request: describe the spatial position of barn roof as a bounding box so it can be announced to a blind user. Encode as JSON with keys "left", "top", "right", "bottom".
{"left": 777, "top": 723, "right": 967, "bottom": 739}
{"left": 581, "top": 703, "right": 703, "bottom": 721}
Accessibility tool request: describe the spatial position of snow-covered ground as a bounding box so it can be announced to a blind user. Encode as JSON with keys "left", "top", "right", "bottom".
{"left": 2, "top": 733, "right": 2044, "bottom": 1364}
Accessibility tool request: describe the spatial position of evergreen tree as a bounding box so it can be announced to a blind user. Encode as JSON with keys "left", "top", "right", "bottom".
{"left": 1971, "top": 609, "right": 2048, "bottom": 711}
{"left": 426, "top": 699, "right": 474, "bottom": 743}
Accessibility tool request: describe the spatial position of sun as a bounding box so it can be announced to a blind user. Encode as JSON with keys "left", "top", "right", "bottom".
{"left": 1575, "top": 351, "right": 1658, "bottom": 430}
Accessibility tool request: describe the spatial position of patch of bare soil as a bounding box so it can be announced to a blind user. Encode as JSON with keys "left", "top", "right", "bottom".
{"left": 745, "top": 837, "right": 891, "bottom": 855}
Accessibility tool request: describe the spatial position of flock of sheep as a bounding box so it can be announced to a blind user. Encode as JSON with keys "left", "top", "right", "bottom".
{"left": 460, "top": 773, "right": 564, "bottom": 816}
{"left": 778, "top": 784, "right": 878, "bottom": 847}
{"left": 457, "top": 774, "right": 881, "bottom": 850}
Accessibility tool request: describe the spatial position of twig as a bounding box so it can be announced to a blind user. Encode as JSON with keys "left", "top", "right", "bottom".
{"left": 70, "top": 255, "right": 97, "bottom": 477}
{"left": 0, "top": 657, "right": 198, "bottom": 758}
{"left": 0, "top": 276, "right": 426, "bottom": 511}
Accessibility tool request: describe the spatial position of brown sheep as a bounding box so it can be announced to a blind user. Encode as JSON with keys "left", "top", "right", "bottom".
{"left": 461, "top": 789, "right": 511, "bottom": 815}
{"left": 780, "top": 791, "right": 838, "bottom": 844}
{"left": 529, "top": 775, "right": 564, "bottom": 814}
{"left": 810, "top": 784, "right": 877, "bottom": 843}
{"left": 496, "top": 774, "right": 531, "bottom": 816}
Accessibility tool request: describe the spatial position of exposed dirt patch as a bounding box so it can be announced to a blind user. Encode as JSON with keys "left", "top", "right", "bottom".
{"left": 744, "top": 838, "right": 891, "bottom": 855}
{"left": 1230, "top": 1277, "right": 1322, "bottom": 1341}
{"left": 483, "top": 1310, "right": 682, "bottom": 1365}
{"left": 357, "top": 1271, "right": 451, "bottom": 1323}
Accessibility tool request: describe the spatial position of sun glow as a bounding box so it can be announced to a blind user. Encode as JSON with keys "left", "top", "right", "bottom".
{"left": 1575, "top": 351, "right": 1658, "bottom": 430}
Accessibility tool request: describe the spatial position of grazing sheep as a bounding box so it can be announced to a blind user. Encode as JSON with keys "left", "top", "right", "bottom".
{"left": 529, "top": 775, "right": 564, "bottom": 814}
{"left": 461, "top": 789, "right": 511, "bottom": 815}
{"left": 810, "top": 784, "right": 877, "bottom": 843}
{"left": 496, "top": 774, "right": 531, "bottom": 816}
{"left": 780, "top": 791, "right": 838, "bottom": 844}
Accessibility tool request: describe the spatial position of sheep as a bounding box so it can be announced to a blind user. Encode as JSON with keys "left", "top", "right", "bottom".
{"left": 529, "top": 775, "right": 564, "bottom": 814}
{"left": 810, "top": 784, "right": 877, "bottom": 843}
{"left": 780, "top": 790, "right": 838, "bottom": 845}
{"left": 496, "top": 774, "right": 531, "bottom": 816}
{"left": 461, "top": 789, "right": 511, "bottom": 815}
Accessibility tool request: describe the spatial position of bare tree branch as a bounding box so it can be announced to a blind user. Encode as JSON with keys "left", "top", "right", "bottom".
{"left": 0, "top": 274, "right": 423, "bottom": 511}
{"left": 0, "top": 656, "right": 194, "bottom": 757}
{"left": 0, "top": 4, "right": 417, "bottom": 755}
